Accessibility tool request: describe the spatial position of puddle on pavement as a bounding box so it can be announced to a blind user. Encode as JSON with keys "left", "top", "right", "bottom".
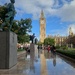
{"left": 44, "top": 51, "right": 75, "bottom": 75}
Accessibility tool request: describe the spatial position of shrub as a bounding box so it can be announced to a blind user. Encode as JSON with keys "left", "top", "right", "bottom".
{"left": 56, "top": 45, "right": 61, "bottom": 49}
{"left": 56, "top": 49, "right": 75, "bottom": 59}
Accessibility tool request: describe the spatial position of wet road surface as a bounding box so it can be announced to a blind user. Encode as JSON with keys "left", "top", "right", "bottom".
{"left": 0, "top": 50, "right": 75, "bottom": 75}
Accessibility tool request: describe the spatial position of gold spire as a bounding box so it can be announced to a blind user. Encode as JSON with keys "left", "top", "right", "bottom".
{"left": 40, "top": 10, "right": 44, "bottom": 18}
{"left": 69, "top": 27, "right": 73, "bottom": 36}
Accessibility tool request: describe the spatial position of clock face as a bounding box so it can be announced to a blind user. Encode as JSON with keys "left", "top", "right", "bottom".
{"left": 41, "top": 20, "right": 44, "bottom": 24}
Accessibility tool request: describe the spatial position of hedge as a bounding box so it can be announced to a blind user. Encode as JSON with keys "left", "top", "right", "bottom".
{"left": 56, "top": 49, "right": 75, "bottom": 59}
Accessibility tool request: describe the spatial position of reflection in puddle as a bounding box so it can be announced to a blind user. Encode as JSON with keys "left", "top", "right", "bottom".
{"left": 27, "top": 55, "right": 30, "bottom": 59}
{"left": 22, "top": 48, "right": 41, "bottom": 75}
{"left": 0, "top": 49, "right": 75, "bottom": 75}
{"left": 44, "top": 50, "right": 75, "bottom": 75}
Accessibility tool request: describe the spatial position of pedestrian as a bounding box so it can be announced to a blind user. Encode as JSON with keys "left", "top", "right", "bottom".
{"left": 51, "top": 45, "right": 56, "bottom": 53}
{"left": 47, "top": 45, "right": 51, "bottom": 53}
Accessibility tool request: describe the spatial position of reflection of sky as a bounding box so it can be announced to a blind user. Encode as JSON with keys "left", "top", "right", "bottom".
{"left": 34, "top": 58, "right": 41, "bottom": 75}
{"left": 23, "top": 55, "right": 41, "bottom": 75}
{"left": 46, "top": 55, "right": 75, "bottom": 75}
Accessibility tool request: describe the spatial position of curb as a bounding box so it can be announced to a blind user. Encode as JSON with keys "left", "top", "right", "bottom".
{"left": 56, "top": 52, "right": 75, "bottom": 62}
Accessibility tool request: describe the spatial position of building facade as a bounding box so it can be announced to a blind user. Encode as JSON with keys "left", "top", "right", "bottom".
{"left": 47, "top": 27, "right": 75, "bottom": 47}
{"left": 69, "top": 27, "right": 74, "bottom": 37}
{"left": 40, "top": 10, "right": 46, "bottom": 43}
{"left": 47, "top": 35, "right": 67, "bottom": 46}
{"left": 67, "top": 27, "right": 74, "bottom": 48}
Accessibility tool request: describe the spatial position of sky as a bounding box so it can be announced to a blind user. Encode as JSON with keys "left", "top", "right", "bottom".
{"left": 0, "top": 0, "right": 75, "bottom": 40}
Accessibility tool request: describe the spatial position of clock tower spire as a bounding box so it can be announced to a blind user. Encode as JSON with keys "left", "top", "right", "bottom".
{"left": 69, "top": 27, "right": 73, "bottom": 36}
{"left": 41, "top": 10, "right": 44, "bottom": 18}
{"left": 40, "top": 10, "right": 46, "bottom": 43}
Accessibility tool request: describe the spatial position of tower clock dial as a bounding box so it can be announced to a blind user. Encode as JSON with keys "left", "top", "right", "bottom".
{"left": 41, "top": 20, "right": 44, "bottom": 24}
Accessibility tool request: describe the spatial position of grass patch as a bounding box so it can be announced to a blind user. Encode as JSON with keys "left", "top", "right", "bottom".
{"left": 17, "top": 48, "right": 25, "bottom": 52}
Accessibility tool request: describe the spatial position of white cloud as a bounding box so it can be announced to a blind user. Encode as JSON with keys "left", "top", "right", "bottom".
{"left": 56, "top": 0, "right": 75, "bottom": 22}
{"left": 0, "top": 0, "right": 75, "bottom": 22}
{"left": 15, "top": 0, "right": 75, "bottom": 21}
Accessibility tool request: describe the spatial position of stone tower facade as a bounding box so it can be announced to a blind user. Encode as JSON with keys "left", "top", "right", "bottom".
{"left": 69, "top": 27, "right": 73, "bottom": 36}
{"left": 40, "top": 10, "right": 46, "bottom": 43}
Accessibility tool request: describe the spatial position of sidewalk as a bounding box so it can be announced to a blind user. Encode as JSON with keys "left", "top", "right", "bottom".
{"left": 0, "top": 51, "right": 28, "bottom": 75}
{"left": 17, "top": 51, "right": 26, "bottom": 58}
{"left": 0, "top": 50, "right": 48, "bottom": 75}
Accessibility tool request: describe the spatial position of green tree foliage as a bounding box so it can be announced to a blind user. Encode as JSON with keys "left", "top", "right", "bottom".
{"left": 17, "top": 18, "right": 32, "bottom": 35}
{"left": 11, "top": 19, "right": 32, "bottom": 43}
{"left": 0, "top": 5, "right": 32, "bottom": 43}
{"left": 37, "top": 41, "right": 43, "bottom": 46}
{"left": 0, "top": 5, "right": 7, "bottom": 27}
{"left": 0, "top": 5, "right": 7, "bottom": 22}
{"left": 44, "top": 38, "right": 55, "bottom": 46}
{"left": 18, "top": 34, "right": 30, "bottom": 43}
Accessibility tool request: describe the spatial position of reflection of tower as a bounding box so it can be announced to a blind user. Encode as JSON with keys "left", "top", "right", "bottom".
{"left": 69, "top": 27, "right": 73, "bottom": 36}
{"left": 40, "top": 10, "right": 46, "bottom": 43}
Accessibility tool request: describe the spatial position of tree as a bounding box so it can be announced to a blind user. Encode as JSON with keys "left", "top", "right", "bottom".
{"left": 16, "top": 19, "right": 32, "bottom": 43}
{"left": 0, "top": 5, "right": 7, "bottom": 22}
{"left": 18, "top": 34, "right": 30, "bottom": 43}
{"left": 37, "top": 41, "right": 43, "bottom": 46}
{"left": 44, "top": 38, "right": 55, "bottom": 46}
{"left": 11, "top": 19, "right": 32, "bottom": 43}
{"left": 0, "top": 5, "right": 7, "bottom": 28}
{"left": 0, "top": 5, "right": 32, "bottom": 43}
{"left": 17, "top": 18, "right": 32, "bottom": 35}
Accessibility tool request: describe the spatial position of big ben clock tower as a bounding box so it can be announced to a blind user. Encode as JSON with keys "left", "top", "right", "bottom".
{"left": 40, "top": 10, "right": 46, "bottom": 43}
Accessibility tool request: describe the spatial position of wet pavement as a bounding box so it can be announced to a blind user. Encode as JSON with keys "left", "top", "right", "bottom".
{"left": 44, "top": 50, "right": 75, "bottom": 75}
{"left": 0, "top": 50, "right": 75, "bottom": 75}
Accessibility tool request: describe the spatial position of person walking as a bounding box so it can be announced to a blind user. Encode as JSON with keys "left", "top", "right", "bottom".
{"left": 51, "top": 45, "right": 56, "bottom": 53}
{"left": 47, "top": 45, "right": 51, "bottom": 53}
